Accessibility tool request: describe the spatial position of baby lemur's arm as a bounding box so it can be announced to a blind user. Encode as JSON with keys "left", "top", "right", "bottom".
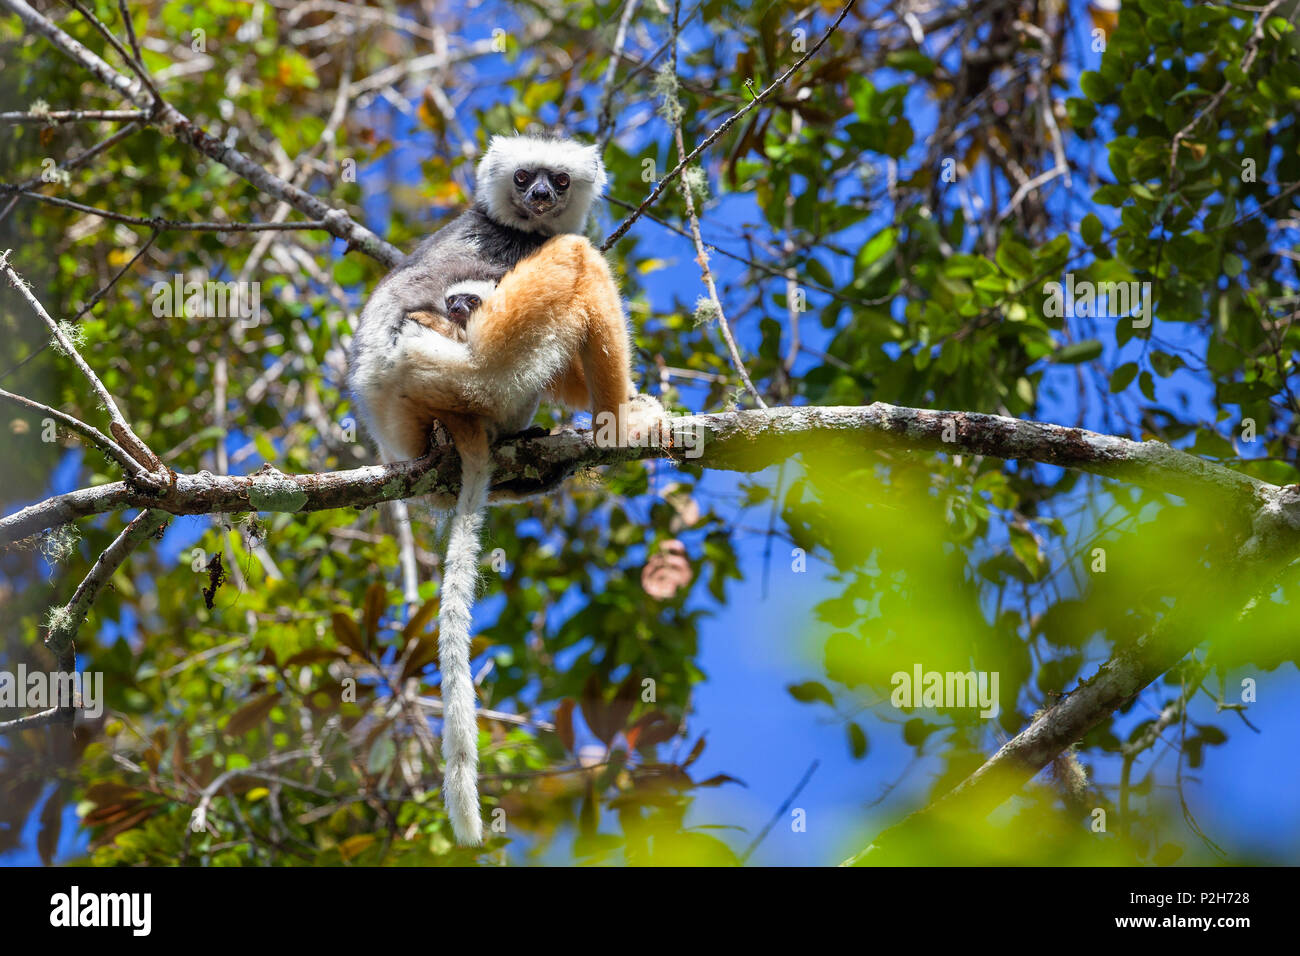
{"left": 407, "top": 310, "right": 467, "bottom": 342}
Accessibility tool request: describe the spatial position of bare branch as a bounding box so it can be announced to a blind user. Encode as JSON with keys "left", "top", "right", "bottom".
{"left": 1168, "top": 0, "right": 1284, "bottom": 176}
{"left": 46, "top": 508, "right": 169, "bottom": 661}
{"left": 0, "top": 188, "right": 332, "bottom": 233}
{"left": 0, "top": 707, "right": 64, "bottom": 732}
{"left": 0, "top": 228, "right": 158, "bottom": 383}
{"left": 0, "top": 508, "right": 168, "bottom": 734}
{"left": 0, "top": 385, "right": 150, "bottom": 480}
{"left": 0, "top": 108, "right": 146, "bottom": 124}
{"left": 595, "top": 0, "right": 642, "bottom": 150}
{"left": 64, "top": 0, "right": 163, "bottom": 108}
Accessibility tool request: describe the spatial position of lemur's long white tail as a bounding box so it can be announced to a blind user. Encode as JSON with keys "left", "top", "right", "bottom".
{"left": 438, "top": 436, "right": 492, "bottom": 846}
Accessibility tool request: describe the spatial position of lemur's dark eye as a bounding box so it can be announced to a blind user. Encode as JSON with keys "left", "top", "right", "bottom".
{"left": 553, "top": 172, "right": 571, "bottom": 190}
{"left": 466, "top": 296, "right": 481, "bottom": 310}
{"left": 513, "top": 169, "right": 530, "bottom": 187}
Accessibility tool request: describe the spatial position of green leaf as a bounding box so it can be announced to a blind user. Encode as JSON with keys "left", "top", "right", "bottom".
{"left": 787, "top": 681, "right": 835, "bottom": 706}
{"left": 1080, "top": 71, "right": 1110, "bottom": 102}
{"left": 1009, "top": 525, "right": 1045, "bottom": 581}
{"left": 1080, "top": 213, "right": 1103, "bottom": 246}
{"left": 1110, "top": 362, "right": 1139, "bottom": 393}
{"left": 332, "top": 257, "right": 365, "bottom": 287}
{"left": 885, "top": 50, "right": 936, "bottom": 75}
{"left": 1139, "top": 370, "right": 1157, "bottom": 401}
{"left": 253, "top": 433, "right": 277, "bottom": 463}
{"left": 995, "top": 240, "right": 1034, "bottom": 280}
{"left": 847, "top": 722, "right": 869, "bottom": 759}
{"left": 1052, "top": 339, "right": 1104, "bottom": 364}
{"left": 856, "top": 227, "right": 897, "bottom": 269}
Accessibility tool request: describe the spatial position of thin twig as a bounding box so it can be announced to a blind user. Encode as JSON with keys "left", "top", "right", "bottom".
{"left": 664, "top": 0, "right": 767, "bottom": 408}
{"left": 64, "top": 0, "right": 163, "bottom": 110}
{"left": 0, "top": 508, "right": 169, "bottom": 734}
{"left": 0, "top": 249, "right": 165, "bottom": 475}
{"left": 604, "top": 193, "right": 880, "bottom": 309}
{"left": 601, "top": 0, "right": 857, "bottom": 251}
{"left": 0, "top": 108, "right": 146, "bottom": 124}
{"left": 1, "top": 0, "right": 399, "bottom": 264}
{"left": 0, "top": 122, "right": 141, "bottom": 226}
{"left": 0, "top": 187, "right": 331, "bottom": 232}
{"left": 739, "top": 759, "right": 819, "bottom": 863}
{"left": 0, "top": 228, "right": 159, "bottom": 383}
{"left": 1168, "top": 0, "right": 1284, "bottom": 176}
{"left": 115, "top": 0, "right": 143, "bottom": 64}
{"left": 0, "top": 386, "right": 149, "bottom": 479}
{"left": 595, "top": 0, "right": 642, "bottom": 150}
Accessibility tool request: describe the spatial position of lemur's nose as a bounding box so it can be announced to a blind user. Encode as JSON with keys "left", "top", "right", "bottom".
{"left": 525, "top": 182, "right": 556, "bottom": 206}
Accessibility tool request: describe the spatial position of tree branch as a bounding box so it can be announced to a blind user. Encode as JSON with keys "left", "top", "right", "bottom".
{"left": 0, "top": 188, "right": 333, "bottom": 233}
{"left": 0, "top": 0, "right": 401, "bottom": 266}
{"left": 664, "top": 0, "right": 767, "bottom": 409}
{"left": 0, "top": 508, "right": 168, "bottom": 734}
{"left": 0, "top": 108, "right": 146, "bottom": 124}
{"left": 844, "top": 532, "right": 1285, "bottom": 864}
{"left": 1, "top": 404, "right": 1280, "bottom": 549}
{"left": 1, "top": 250, "right": 167, "bottom": 478}
{"left": 0, "top": 385, "right": 150, "bottom": 480}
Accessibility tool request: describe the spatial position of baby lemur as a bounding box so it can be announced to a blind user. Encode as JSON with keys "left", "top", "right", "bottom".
{"left": 408, "top": 278, "right": 497, "bottom": 343}
{"left": 347, "top": 134, "right": 666, "bottom": 847}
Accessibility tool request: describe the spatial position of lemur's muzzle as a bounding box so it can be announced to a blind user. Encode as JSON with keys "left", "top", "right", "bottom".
{"left": 448, "top": 296, "right": 477, "bottom": 322}
{"left": 524, "top": 182, "right": 557, "bottom": 214}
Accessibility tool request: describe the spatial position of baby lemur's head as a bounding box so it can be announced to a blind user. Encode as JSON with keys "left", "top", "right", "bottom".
{"left": 475, "top": 134, "right": 608, "bottom": 236}
{"left": 444, "top": 279, "right": 497, "bottom": 325}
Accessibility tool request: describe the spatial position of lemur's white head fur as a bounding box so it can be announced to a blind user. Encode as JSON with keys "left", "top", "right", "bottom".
{"left": 475, "top": 134, "right": 607, "bottom": 236}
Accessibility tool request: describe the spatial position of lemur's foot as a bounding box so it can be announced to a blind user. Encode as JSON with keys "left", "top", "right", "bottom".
{"left": 620, "top": 393, "right": 672, "bottom": 449}
{"left": 429, "top": 419, "right": 455, "bottom": 449}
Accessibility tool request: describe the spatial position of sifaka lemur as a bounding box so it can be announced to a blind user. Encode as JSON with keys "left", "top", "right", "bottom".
{"left": 347, "top": 134, "right": 667, "bottom": 846}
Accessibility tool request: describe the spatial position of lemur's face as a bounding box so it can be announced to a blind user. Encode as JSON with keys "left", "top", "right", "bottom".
{"left": 476, "top": 136, "right": 606, "bottom": 235}
{"left": 511, "top": 167, "right": 573, "bottom": 221}
{"left": 445, "top": 292, "right": 482, "bottom": 324}
{"left": 443, "top": 279, "right": 496, "bottom": 326}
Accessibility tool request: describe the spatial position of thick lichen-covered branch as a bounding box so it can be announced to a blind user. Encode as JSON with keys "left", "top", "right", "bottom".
{"left": 0, "top": 404, "right": 1280, "bottom": 550}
